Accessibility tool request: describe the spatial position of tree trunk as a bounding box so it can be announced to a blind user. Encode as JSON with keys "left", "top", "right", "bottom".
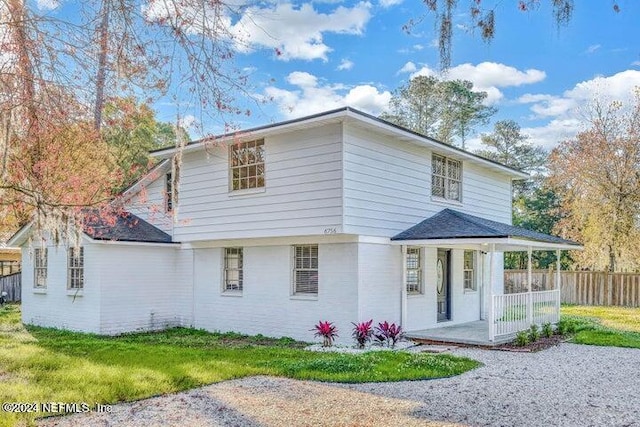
{"left": 93, "top": 0, "right": 111, "bottom": 131}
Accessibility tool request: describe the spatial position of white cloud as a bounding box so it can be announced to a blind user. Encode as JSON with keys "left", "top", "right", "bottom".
{"left": 397, "top": 61, "right": 417, "bottom": 74}
{"left": 632, "top": 60, "right": 640, "bottom": 67}
{"left": 518, "top": 70, "right": 640, "bottom": 148}
{"left": 228, "top": 2, "right": 372, "bottom": 61}
{"left": 144, "top": 1, "right": 371, "bottom": 62}
{"left": 265, "top": 71, "right": 391, "bottom": 118}
{"left": 37, "top": 0, "right": 59, "bottom": 10}
{"left": 585, "top": 44, "right": 601, "bottom": 54}
{"left": 337, "top": 59, "right": 354, "bottom": 71}
{"left": 379, "top": 0, "right": 403, "bottom": 7}
{"left": 410, "top": 62, "right": 546, "bottom": 105}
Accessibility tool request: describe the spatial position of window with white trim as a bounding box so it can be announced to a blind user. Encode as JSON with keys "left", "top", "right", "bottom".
{"left": 224, "top": 247, "right": 243, "bottom": 292}
{"left": 229, "top": 139, "right": 265, "bottom": 191}
{"left": 293, "top": 245, "right": 318, "bottom": 295}
{"left": 34, "top": 248, "right": 48, "bottom": 289}
{"left": 406, "top": 247, "right": 422, "bottom": 294}
{"left": 432, "top": 154, "right": 462, "bottom": 201}
{"left": 67, "top": 247, "right": 84, "bottom": 290}
{"left": 463, "top": 250, "right": 476, "bottom": 291}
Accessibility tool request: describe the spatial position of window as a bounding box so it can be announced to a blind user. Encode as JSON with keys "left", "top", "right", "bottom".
{"left": 165, "top": 172, "right": 173, "bottom": 212}
{"left": 464, "top": 250, "right": 476, "bottom": 291}
{"left": 224, "top": 248, "right": 243, "bottom": 292}
{"left": 293, "top": 245, "right": 318, "bottom": 295}
{"left": 34, "top": 248, "right": 48, "bottom": 289}
{"left": 432, "top": 154, "right": 462, "bottom": 201}
{"left": 229, "top": 139, "right": 265, "bottom": 191}
{"left": 67, "top": 247, "right": 84, "bottom": 290}
{"left": 405, "top": 247, "right": 422, "bottom": 294}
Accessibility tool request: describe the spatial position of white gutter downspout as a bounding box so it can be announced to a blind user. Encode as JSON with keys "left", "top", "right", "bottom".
{"left": 401, "top": 245, "right": 407, "bottom": 327}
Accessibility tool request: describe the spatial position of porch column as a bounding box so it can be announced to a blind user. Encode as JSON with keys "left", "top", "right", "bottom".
{"left": 488, "top": 244, "right": 495, "bottom": 342}
{"left": 555, "top": 249, "right": 561, "bottom": 322}
{"left": 527, "top": 246, "right": 533, "bottom": 326}
{"left": 401, "top": 245, "right": 407, "bottom": 327}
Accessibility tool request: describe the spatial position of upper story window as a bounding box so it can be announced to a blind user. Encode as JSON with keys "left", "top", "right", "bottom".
{"left": 67, "top": 247, "right": 84, "bottom": 290}
{"left": 224, "top": 247, "right": 243, "bottom": 292}
{"left": 293, "top": 245, "right": 318, "bottom": 295}
{"left": 463, "top": 250, "right": 476, "bottom": 291}
{"left": 165, "top": 172, "right": 173, "bottom": 212}
{"left": 229, "top": 139, "right": 265, "bottom": 191}
{"left": 405, "top": 247, "right": 422, "bottom": 294}
{"left": 432, "top": 154, "right": 462, "bottom": 202}
{"left": 34, "top": 248, "right": 48, "bottom": 289}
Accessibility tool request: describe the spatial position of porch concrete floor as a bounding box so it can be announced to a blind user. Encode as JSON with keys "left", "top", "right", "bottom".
{"left": 406, "top": 320, "right": 513, "bottom": 347}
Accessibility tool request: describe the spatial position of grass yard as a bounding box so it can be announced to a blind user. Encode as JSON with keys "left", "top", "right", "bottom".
{"left": 0, "top": 304, "right": 479, "bottom": 427}
{"left": 560, "top": 305, "right": 640, "bottom": 349}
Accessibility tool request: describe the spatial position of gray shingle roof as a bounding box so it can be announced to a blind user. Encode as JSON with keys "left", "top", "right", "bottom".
{"left": 83, "top": 211, "right": 173, "bottom": 244}
{"left": 391, "top": 208, "right": 579, "bottom": 246}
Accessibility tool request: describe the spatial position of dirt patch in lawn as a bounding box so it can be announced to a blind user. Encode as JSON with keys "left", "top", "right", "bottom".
{"left": 496, "top": 334, "right": 566, "bottom": 352}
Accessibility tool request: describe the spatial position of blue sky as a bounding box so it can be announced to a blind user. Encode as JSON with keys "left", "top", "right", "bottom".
{"left": 162, "top": 0, "right": 640, "bottom": 152}
{"left": 34, "top": 0, "right": 640, "bottom": 151}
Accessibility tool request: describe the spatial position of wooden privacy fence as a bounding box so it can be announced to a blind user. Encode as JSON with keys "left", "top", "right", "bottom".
{"left": 0, "top": 272, "right": 21, "bottom": 302}
{"left": 504, "top": 269, "right": 640, "bottom": 307}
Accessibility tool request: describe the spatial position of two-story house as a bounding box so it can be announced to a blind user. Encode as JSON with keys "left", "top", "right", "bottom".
{"left": 10, "top": 107, "right": 580, "bottom": 344}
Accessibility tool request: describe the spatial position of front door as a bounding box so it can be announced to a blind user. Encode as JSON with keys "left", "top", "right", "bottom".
{"left": 437, "top": 249, "right": 451, "bottom": 322}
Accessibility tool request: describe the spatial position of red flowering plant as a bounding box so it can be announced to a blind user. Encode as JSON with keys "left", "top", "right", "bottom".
{"left": 351, "top": 319, "right": 374, "bottom": 349}
{"left": 373, "top": 321, "right": 405, "bottom": 348}
{"left": 312, "top": 321, "right": 338, "bottom": 347}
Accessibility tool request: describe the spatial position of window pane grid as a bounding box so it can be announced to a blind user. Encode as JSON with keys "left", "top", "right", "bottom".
{"left": 224, "top": 248, "right": 243, "bottom": 291}
{"left": 464, "top": 250, "right": 476, "bottom": 291}
{"left": 432, "top": 154, "right": 461, "bottom": 202}
{"left": 230, "top": 140, "right": 265, "bottom": 191}
{"left": 67, "top": 247, "right": 84, "bottom": 290}
{"left": 294, "top": 245, "right": 318, "bottom": 294}
{"left": 34, "top": 248, "right": 47, "bottom": 289}
{"left": 406, "top": 247, "right": 422, "bottom": 294}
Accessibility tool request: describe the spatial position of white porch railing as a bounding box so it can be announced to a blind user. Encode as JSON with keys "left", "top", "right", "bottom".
{"left": 491, "top": 290, "right": 561, "bottom": 340}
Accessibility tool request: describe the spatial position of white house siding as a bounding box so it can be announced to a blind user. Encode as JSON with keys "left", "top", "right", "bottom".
{"left": 126, "top": 175, "right": 173, "bottom": 235}
{"left": 356, "top": 242, "right": 402, "bottom": 325}
{"left": 342, "top": 124, "right": 513, "bottom": 237}
{"left": 173, "top": 124, "right": 344, "bottom": 242}
{"left": 20, "top": 242, "right": 101, "bottom": 333}
{"left": 97, "top": 243, "right": 193, "bottom": 335}
{"left": 192, "top": 242, "right": 358, "bottom": 344}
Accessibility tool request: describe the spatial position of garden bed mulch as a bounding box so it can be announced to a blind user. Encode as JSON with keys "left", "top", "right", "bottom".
{"left": 494, "top": 334, "right": 567, "bottom": 352}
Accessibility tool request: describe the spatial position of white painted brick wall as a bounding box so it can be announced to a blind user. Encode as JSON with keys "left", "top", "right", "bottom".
{"left": 193, "top": 243, "right": 359, "bottom": 344}
{"left": 21, "top": 242, "right": 101, "bottom": 333}
{"left": 97, "top": 243, "right": 193, "bottom": 335}
{"left": 357, "top": 243, "right": 402, "bottom": 326}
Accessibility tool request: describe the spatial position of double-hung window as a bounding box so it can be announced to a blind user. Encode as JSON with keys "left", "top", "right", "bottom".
{"left": 463, "top": 250, "right": 476, "bottom": 291}
{"left": 432, "top": 154, "right": 462, "bottom": 202}
{"left": 229, "top": 139, "right": 265, "bottom": 191}
{"left": 293, "top": 245, "right": 318, "bottom": 295}
{"left": 34, "top": 248, "right": 48, "bottom": 289}
{"left": 405, "top": 247, "right": 422, "bottom": 294}
{"left": 67, "top": 247, "right": 84, "bottom": 290}
{"left": 224, "top": 248, "right": 243, "bottom": 292}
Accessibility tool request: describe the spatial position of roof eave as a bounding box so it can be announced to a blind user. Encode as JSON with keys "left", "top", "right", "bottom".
{"left": 390, "top": 236, "right": 582, "bottom": 251}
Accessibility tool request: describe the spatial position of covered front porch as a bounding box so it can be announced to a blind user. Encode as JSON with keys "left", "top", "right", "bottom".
{"left": 392, "top": 209, "right": 582, "bottom": 345}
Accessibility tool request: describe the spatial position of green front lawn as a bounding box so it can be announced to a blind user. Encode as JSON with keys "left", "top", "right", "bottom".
{"left": 0, "top": 304, "right": 479, "bottom": 427}
{"left": 560, "top": 305, "right": 640, "bottom": 349}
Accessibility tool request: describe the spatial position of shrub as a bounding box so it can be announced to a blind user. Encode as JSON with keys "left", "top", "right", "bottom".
{"left": 312, "top": 321, "right": 338, "bottom": 347}
{"left": 542, "top": 322, "right": 554, "bottom": 338}
{"left": 528, "top": 324, "right": 540, "bottom": 342}
{"left": 352, "top": 319, "right": 373, "bottom": 349}
{"left": 515, "top": 330, "right": 529, "bottom": 346}
{"left": 374, "top": 321, "right": 404, "bottom": 348}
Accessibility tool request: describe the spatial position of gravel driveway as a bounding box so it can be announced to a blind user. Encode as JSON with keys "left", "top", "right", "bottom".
{"left": 39, "top": 343, "right": 640, "bottom": 427}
